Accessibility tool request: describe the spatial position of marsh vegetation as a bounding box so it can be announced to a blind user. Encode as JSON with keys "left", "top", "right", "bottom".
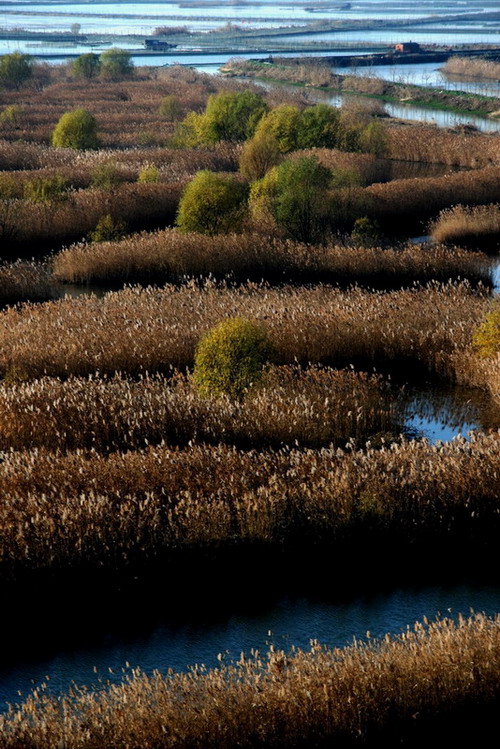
{"left": 0, "top": 47, "right": 499, "bottom": 742}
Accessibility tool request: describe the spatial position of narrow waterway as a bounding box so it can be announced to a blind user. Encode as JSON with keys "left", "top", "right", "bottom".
{"left": 2, "top": 582, "right": 500, "bottom": 710}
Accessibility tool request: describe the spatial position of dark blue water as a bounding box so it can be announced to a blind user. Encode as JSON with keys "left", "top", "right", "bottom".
{"left": 1, "top": 583, "right": 500, "bottom": 709}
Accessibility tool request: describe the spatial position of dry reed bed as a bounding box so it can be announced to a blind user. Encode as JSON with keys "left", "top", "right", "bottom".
{"left": 0, "top": 140, "right": 240, "bottom": 177}
{"left": 0, "top": 368, "right": 396, "bottom": 452}
{"left": 430, "top": 203, "right": 500, "bottom": 248}
{"left": 1, "top": 432, "right": 500, "bottom": 576}
{"left": 292, "top": 148, "right": 392, "bottom": 185}
{"left": 52, "top": 230, "right": 491, "bottom": 287}
{"left": 0, "top": 282, "right": 487, "bottom": 380}
{"left": 0, "top": 74, "right": 211, "bottom": 146}
{"left": 1, "top": 613, "right": 500, "bottom": 747}
{"left": 356, "top": 166, "right": 500, "bottom": 229}
{"left": 385, "top": 125, "right": 500, "bottom": 167}
{"left": 1, "top": 182, "right": 184, "bottom": 253}
{"left": 0, "top": 68, "right": 283, "bottom": 147}
{"left": 456, "top": 349, "right": 500, "bottom": 402}
{"left": 442, "top": 56, "right": 500, "bottom": 81}
{"left": 0, "top": 261, "right": 58, "bottom": 305}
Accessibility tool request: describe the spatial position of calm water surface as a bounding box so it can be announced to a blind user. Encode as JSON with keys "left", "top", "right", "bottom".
{"left": 1, "top": 583, "right": 500, "bottom": 709}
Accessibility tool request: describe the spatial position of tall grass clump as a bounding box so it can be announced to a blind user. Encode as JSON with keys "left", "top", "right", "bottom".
{"left": 193, "top": 318, "right": 274, "bottom": 399}
{"left": 0, "top": 430, "right": 500, "bottom": 583}
{"left": 442, "top": 56, "right": 500, "bottom": 81}
{"left": 429, "top": 203, "right": 500, "bottom": 249}
{"left": 0, "top": 367, "right": 395, "bottom": 452}
{"left": 359, "top": 166, "right": 500, "bottom": 232}
{"left": 0, "top": 261, "right": 58, "bottom": 305}
{"left": 52, "top": 230, "right": 491, "bottom": 288}
{"left": 1, "top": 614, "right": 500, "bottom": 747}
{"left": 0, "top": 282, "right": 487, "bottom": 381}
{"left": 385, "top": 125, "right": 500, "bottom": 167}
{"left": 1, "top": 181, "right": 184, "bottom": 254}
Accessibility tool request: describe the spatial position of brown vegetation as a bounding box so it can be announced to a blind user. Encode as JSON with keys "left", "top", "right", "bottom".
{"left": 442, "top": 56, "right": 500, "bottom": 81}
{"left": 1, "top": 613, "right": 500, "bottom": 747}
{"left": 0, "top": 429, "right": 499, "bottom": 578}
{"left": 0, "top": 367, "right": 396, "bottom": 453}
{"left": 0, "top": 260, "right": 58, "bottom": 305}
{"left": 0, "top": 140, "right": 240, "bottom": 177}
{"left": 1, "top": 182, "right": 184, "bottom": 253}
{"left": 385, "top": 125, "right": 500, "bottom": 168}
{"left": 356, "top": 166, "right": 500, "bottom": 231}
{"left": 52, "top": 229, "right": 491, "bottom": 288}
{"left": 429, "top": 203, "right": 500, "bottom": 249}
{"left": 0, "top": 282, "right": 487, "bottom": 381}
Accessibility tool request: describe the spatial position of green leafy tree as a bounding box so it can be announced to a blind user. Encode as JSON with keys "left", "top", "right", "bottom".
{"left": 99, "top": 48, "right": 134, "bottom": 79}
{"left": 52, "top": 108, "right": 98, "bottom": 149}
{"left": 72, "top": 53, "right": 101, "bottom": 80}
{"left": 251, "top": 156, "right": 331, "bottom": 243}
{"left": 0, "top": 53, "right": 33, "bottom": 90}
{"left": 296, "top": 103, "right": 341, "bottom": 149}
{"left": 176, "top": 170, "right": 248, "bottom": 235}
{"left": 193, "top": 317, "right": 274, "bottom": 399}
{"left": 473, "top": 302, "right": 500, "bottom": 358}
{"left": 239, "top": 131, "right": 282, "bottom": 180}
{"left": 174, "top": 91, "right": 267, "bottom": 146}
{"left": 253, "top": 105, "right": 301, "bottom": 153}
{"left": 202, "top": 90, "right": 267, "bottom": 143}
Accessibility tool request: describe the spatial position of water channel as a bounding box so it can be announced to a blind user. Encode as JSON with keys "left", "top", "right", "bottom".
{"left": 2, "top": 583, "right": 500, "bottom": 710}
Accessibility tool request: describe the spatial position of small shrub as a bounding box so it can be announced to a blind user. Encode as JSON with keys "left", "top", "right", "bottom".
{"left": 91, "top": 163, "right": 125, "bottom": 190}
{"left": 0, "top": 104, "right": 23, "bottom": 127}
{"left": 138, "top": 165, "right": 159, "bottom": 184}
{"left": 351, "top": 217, "right": 382, "bottom": 247}
{"left": 473, "top": 302, "right": 500, "bottom": 358}
{"left": 158, "top": 95, "right": 182, "bottom": 120}
{"left": 52, "top": 108, "right": 98, "bottom": 150}
{"left": 89, "top": 214, "right": 127, "bottom": 243}
{"left": 176, "top": 170, "right": 248, "bottom": 235}
{"left": 99, "top": 48, "right": 134, "bottom": 79}
{"left": 23, "top": 175, "right": 69, "bottom": 203}
{"left": 193, "top": 317, "right": 274, "bottom": 399}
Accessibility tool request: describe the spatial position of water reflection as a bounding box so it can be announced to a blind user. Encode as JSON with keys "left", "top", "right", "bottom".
{"left": 401, "top": 384, "right": 496, "bottom": 442}
{"left": 1, "top": 583, "right": 500, "bottom": 710}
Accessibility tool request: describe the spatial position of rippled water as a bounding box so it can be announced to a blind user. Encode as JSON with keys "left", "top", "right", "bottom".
{"left": 1, "top": 582, "right": 500, "bottom": 710}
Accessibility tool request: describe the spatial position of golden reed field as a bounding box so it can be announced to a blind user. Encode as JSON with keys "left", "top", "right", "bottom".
{"left": 0, "top": 55, "right": 500, "bottom": 746}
